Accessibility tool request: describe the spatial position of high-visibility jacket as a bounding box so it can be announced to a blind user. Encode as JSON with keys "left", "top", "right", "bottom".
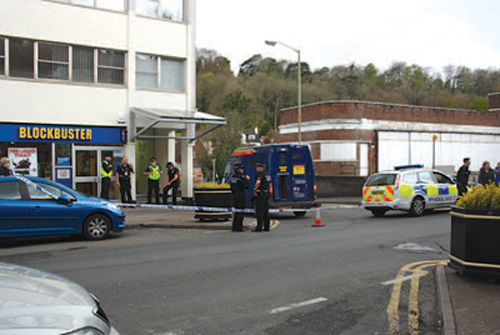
{"left": 101, "top": 161, "right": 113, "bottom": 178}
{"left": 148, "top": 165, "right": 161, "bottom": 180}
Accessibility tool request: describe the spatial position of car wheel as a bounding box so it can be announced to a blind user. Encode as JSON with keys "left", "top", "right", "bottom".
{"left": 294, "top": 211, "right": 307, "bottom": 217}
{"left": 409, "top": 197, "right": 425, "bottom": 217}
{"left": 83, "top": 214, "right": 111, "bottom": 241}
{"left": 370, "top": 209, "right": 387, "bottom": 217}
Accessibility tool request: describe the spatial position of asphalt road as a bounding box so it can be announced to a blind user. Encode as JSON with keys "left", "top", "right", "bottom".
{"left": 0, "top": 207, "right": 452, "bottom": 335}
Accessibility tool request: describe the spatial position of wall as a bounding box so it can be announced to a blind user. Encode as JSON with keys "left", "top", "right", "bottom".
{"left": 316, "top": 176, "right": 366, "bottom": 198}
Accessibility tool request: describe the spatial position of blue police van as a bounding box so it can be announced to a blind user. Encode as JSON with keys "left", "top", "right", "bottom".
{"left": 221, "top": 144, "right": 317, "bottom": 216}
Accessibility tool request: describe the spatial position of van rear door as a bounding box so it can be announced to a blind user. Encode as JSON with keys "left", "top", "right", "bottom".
{"left": 290, "top": 147, "right": 311, "bottom": 201}
{"left": 274, "top": 148, "right": 292, "bottom": 202}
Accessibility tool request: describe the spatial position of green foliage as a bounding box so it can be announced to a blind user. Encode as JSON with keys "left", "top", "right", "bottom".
{"left": 469, "top": 95, "right": 489, "bottom": 113}
{"left": 456, "top": 183, "right": 500, "bottom": 210}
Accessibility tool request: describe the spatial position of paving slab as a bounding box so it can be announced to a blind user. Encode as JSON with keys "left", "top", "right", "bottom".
{"left": 446, "top": 265, "right": 500, "bottom": 335}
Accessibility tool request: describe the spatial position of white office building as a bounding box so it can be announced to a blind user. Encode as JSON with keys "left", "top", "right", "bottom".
{"left": 0, "top": 0, "right": 224, "bottom": 201}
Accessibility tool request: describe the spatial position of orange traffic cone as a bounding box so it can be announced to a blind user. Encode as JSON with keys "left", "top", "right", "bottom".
{"left": 312, "top": 207, "right": 324, "bottom": 227}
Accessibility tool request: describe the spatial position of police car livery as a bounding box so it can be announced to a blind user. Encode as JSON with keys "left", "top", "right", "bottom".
{"left": 362, "top": 165, "right": 458, "bottom": 217}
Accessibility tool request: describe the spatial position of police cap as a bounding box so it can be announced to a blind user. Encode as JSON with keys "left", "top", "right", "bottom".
{"left": 166, "top": 162, "right": 174, "bottom": 168}
{"left": 234, "top": 163, "right": 243, "bottom": 170}
{"left": 150, "top": 157, "right": 157, "bottom": 162}
{"left": 256, "top": 161, "right": 265, "bottom": 168}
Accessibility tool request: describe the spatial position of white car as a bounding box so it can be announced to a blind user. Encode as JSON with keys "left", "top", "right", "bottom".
{"left": 0, "top": 262, "right": 120, "bottom": 335}
{"left": 362, "top": 165, "right": 458, "bottom": 217}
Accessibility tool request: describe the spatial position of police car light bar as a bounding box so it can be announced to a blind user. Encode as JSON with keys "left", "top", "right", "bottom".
{"left": 394, "top": 164, "right": 424, "bottom": 170}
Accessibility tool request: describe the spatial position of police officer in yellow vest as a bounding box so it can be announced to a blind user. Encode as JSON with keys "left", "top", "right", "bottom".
{"left": 100, "top": 154, "right": 113, "bottom": 200}
{"left": 144, "top": 157, "right": 163, "bottom": 204}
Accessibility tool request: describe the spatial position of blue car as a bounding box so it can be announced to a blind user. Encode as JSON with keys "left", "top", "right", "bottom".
{"left": 0, "top": 176, "right": 125, "bottom": 240}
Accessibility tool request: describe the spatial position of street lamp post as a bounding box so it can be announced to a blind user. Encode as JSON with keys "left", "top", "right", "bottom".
{"left": 265, "top": 40, "right": 302, "bottom": 143}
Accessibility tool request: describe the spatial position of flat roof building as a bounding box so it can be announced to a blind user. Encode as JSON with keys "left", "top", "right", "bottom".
{"left": 279, "top": 100, "right": 500, "bottom": 177}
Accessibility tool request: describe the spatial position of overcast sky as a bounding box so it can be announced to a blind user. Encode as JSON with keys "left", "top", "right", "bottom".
{"left": 196, "top": 0, "right": 500, "bottom": 75}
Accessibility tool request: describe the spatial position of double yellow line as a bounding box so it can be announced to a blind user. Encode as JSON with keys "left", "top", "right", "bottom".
{"left": 386, "top": 260, "right": 448, "bottom": 334}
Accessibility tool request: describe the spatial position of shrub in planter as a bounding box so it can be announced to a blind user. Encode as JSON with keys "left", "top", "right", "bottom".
{"left": 194, "top": 183, "right": 232, "bottom": 221}
{"left": 450, "top": 183, "right": 500, "bottom": 277}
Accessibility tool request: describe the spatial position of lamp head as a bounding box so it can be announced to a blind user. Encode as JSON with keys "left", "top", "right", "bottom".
{"left": 265, "top": 40, "right": 277, "bottom": 46}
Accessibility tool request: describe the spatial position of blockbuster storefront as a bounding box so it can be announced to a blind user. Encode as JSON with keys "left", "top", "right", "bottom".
{"left": 0, "top": 122, "right": 127, "bottom": 199}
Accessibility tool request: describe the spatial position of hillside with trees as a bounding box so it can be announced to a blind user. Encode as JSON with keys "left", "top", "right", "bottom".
{"left": 195, "top": 48, "right": 500, "bottom": 176}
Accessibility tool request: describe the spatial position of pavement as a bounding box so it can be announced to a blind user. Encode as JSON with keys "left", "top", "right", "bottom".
{"left": 440, "top": 264, "right": 500, "bottom": 335}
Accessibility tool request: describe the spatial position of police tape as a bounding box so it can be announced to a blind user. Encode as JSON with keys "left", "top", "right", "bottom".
{"left": 11, "top": 175, "right": 361, "bottom": 213}
{"left": 117, "top": 202, "right": 361, "bottom": 213}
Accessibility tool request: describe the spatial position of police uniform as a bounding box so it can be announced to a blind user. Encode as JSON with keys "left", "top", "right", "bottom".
{"left": 230, "top": 164, "right": 250, "bottom": 232}
{"left": 457, "top": 164, "right": 470, "bottom": 196}
{"left": 145, "top": 164, "right": 162, "bottom": 204}
{"left": 163, "top": 163, "right": 180, "bottom": 205}
{"left": 100, "top": 158, "right": 113, "bottom": 200}
{"left": 254, "top": 162, "right": 271, "bottom": 232}
{"left": 116, "top": 163, "right": 134, "bottom": 203}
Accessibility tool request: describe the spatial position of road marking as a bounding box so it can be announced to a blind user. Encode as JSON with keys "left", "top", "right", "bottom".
{"left": 381, "top": 273, "right": 427, "bottom": 286}
{"left": 393, "top": 242, "right": 436, "bottom": 252}
{"left": 268, "top": 297, "right": 328, "bottom": 314}
{"left": 386, "top": 260, "right": 448, "bottom": 334}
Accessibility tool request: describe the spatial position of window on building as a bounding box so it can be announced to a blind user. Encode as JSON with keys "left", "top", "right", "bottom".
{"left": 72, "top": 46, "right": 94, "bottom": 83}
{"left": 45, "top": 0, "right": 126, "bottom": 12}
{"left": 160, "top": 0, "right": 183, "bottom": 21}
{"left": 96, "top": 0, "right": 125, "bottom": 11}
{"left": 38, "top": 42, "right": 69, "bottom": 80}
{"left": 97, "top": 49, "right": 125, "bottom": 85}
{"left": 136, "top": 53, "right": 185, "bottom": 91}
{"left": 136, "top": 54, "right": 158, "bottom": 88}
{"left": 72, "top": 0, "right": 94, "bottom": 5}
{"left": 136, "top": 0, "right": 184, "bottom": 22}
{"left": 160, "top": 57, "right": 184, "bottom": 91}
{"left": 320, "top": 143, "right": 357, "bottom": 161}
{"left": 9, "top": 38, "right": 34, "bottom": 78}
{"left": 0, "top": 37, "right": 5, "bottom": 76}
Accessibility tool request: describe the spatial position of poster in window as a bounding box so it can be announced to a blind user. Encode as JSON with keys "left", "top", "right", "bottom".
{"left": 8, "top": 148, "right": 38, "bottom": 176}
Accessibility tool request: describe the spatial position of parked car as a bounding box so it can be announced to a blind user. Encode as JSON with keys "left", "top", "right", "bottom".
{"left": 0, "top": 176, "right": 125, "bottom": 240}
{"left": 362, "top": 165, "right": 458, "bottom": 217}
{"left": 0, "top": 262, "right": 120, "bottom": 334}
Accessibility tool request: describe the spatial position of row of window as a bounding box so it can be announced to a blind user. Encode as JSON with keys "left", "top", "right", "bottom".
{"left": 0, "top": 37, "right": 186, "bottom": 92}
{"left": 48, "top": 0, "right": 184, "bottom": 22}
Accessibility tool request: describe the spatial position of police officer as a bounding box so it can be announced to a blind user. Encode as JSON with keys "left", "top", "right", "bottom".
{"left": 457, "top": 157, "right": 471, "bottom": 196}
{"left": 230, "top": 163, "right": 250, "bottom": 232}
{"left": 116, "top": 156, "right": 135, "bottom": 203}
{"left": 253, "top": 161, "right": 271, "bottom": 232}
{"left": 163, "top": 162, "right": 180, "bottom": 205}
{"left": 144, "top": 157, "right": 162, "bottom": 204}
{"left": 100, "top": 154, "right": 113, "bottom": 200}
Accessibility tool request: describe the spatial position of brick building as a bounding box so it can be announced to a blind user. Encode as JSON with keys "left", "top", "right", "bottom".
{"left": 279, "top": 98, "right": 500, "bottom": 176}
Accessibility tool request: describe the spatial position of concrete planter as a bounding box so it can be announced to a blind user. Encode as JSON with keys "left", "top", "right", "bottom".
{"left": 194, "top": 188, "right": 232, "bottom": 222}
{"left": 449, "top": 205, "right": 500, "bottom": 278}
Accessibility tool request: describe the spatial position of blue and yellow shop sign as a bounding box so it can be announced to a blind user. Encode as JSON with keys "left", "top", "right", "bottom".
{"left": 0, "top": 123, "right": 127, "bottom": 145}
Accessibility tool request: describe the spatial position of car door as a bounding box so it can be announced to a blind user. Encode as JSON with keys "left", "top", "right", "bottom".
{"left": 433, "top": 172, "right": 458, "bottom": 205}
{"left": 26, "top": 181, "right": 81, "bottom": 234}
{"left": 417, "top": 170, "right": 439, "bottom": 209}
{"left": 0, "top": 180, "right": 31, "bottom": 234}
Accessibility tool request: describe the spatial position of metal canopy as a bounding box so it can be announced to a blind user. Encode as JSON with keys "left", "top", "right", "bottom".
{"left": 130, "top": 107, "right": 226, "bottom": 143}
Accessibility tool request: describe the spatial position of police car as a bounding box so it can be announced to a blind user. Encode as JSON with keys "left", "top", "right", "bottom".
{"left": 362, "top": 165, "right": 458, "bottom": 217}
